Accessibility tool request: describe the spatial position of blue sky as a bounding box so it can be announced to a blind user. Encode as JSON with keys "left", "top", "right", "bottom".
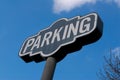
{"left": 0, "top": 0, "right": 120, "bottom": 80}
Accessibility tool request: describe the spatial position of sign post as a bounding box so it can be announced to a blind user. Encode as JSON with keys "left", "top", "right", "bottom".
{"left": 19, "top": 13, "right": 103, "bottom": 80}
{"left": 41, "top": 57, "right": 57, "bottom": 80}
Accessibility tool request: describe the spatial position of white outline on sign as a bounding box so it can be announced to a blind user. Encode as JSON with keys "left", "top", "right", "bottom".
{"left": 19, "top": 13, "right": 97, "bottom": 58}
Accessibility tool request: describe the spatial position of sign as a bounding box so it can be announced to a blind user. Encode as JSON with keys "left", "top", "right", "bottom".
{"left": 19, "top": 13, "right": 103, "bottom": 63}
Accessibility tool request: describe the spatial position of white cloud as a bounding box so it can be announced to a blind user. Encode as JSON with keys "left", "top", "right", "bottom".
{"left": 105, "top": 0, "right": 113, "bottom": 3}
{"left": 112, "top": 47, "right": 120, "bottom": 58}
{"left": 105, "top": 0, "right": 120, "bottom": 7}
{"left": 53, "top": 0, "right": 120, "bottom": 14}
{"left": 114, "top": 0, "right": 120, "bottom": 7}
{"left": 53, "top": 0, "right": 96, "bottom": 14}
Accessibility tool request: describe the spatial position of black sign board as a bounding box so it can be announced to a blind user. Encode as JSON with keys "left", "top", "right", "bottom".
{"left": 19, "top": 13, "right": 103, "bottom": 63}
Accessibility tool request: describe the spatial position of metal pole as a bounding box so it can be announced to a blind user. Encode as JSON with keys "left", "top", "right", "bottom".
{"left": 41, "top": 57, "right": 57, "bottom": 80}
